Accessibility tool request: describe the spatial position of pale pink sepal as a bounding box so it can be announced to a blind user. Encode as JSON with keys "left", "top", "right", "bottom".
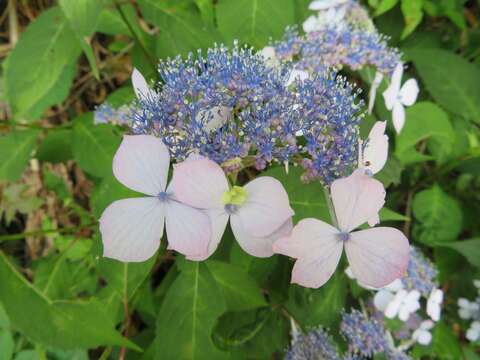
{"left": 100, "top": 197, "right": 165, "bottom": 262}
{"left": 113, "top": 135, "right": 170, "bottom": 196}
{"left": 345, "top": 227, "right": 409, "bottom": 288}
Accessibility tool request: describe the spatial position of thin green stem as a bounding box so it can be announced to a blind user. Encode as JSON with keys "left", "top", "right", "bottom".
{"left": 113, "top": 0, "right": 157, "bottom": 76}
{"left": 323, "top": 186, "right": 338, "bottom": 228}
{"left": 0, "top": 222, "right": 98, "bottom": 242}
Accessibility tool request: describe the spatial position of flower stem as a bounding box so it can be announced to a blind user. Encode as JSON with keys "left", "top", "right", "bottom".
{"left": 323, "top": 186, "right": 338, "bottom": 228}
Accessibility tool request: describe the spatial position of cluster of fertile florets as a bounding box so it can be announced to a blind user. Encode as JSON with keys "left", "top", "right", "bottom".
{"left": 130, "top": 44, "right": 362, "bottom": 184}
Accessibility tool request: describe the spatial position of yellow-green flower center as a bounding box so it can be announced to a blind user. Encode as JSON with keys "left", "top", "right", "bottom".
{"left": 222, "top": 186, "right": 247, "bottom": 206}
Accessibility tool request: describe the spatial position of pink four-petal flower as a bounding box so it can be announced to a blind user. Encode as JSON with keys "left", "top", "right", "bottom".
{"left": 170, "top": 156, "right": 294, "bottom": 259}
{"left": 99, "top": 135, "right": 211, "bottom": 262}
{"left": 274, "top": 168, "right": 409, "bottom": 289}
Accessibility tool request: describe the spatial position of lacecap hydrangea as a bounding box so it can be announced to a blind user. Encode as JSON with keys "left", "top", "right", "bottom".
{"left": 128, "top": 43, "right": 362, "bottom": 184}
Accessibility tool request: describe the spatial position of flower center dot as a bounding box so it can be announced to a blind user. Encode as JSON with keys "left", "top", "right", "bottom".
{"left": 157, "top": 191, "right": 170, "bottom": 202}
{"left": 339, "top": 232, "right": 350, "bottom": 242}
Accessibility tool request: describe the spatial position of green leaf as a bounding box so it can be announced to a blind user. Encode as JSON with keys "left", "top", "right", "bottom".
{"left": 408, "top": 49, "right": 480, "bottom": 123}
{"left": 71, "top": 113, "right": 121, "bottom": 178}
{"left": 374, "top": 0, "right": 400, "bottom": 16}
{"left": 3, "top": 7, "right": 81, "bottom": 119}
{"left": 400, "top": 0, "right": 424, "bottom": 39}
{"left": 285, "top": 272, "right": 346, "bottom": 328}
{"left": 0, "top": 303, "right": 13, "bottom": 360}
{"left": 212, "top": 307, "right": 288, "bottom": 358}
{"left": 37, "top": 129, "right": 73, "bottom": 163}
{"left": 432, "top": 322, "right": 463, "bottom": 359}
{"left": 262, "top": 166, "right": 330, "bottom": 223}
{"left": 412, "top": 184, "right": 463, "bottom": 245}
{"left": 58, "top": 0, "right": 103, "bottom": 78}
{"left": 137, "top": 0, "right": 221, "bottom": 59}
{"left": 206, "top": 260, "right": 267, "bottom": 311}
{"left": 396, "top": 102, "right": 454, "bottom": 165}
{"left": 0, "top": 130, "right": 38, "bottom": 181}
{"left": 0, "top": 251, "right": 138, "bottom": 350}
{"left": 216, "top": 0, "right": 295, "bottom": 47}
{"left": 379, "top": 207, "right": 410, "bottom": 222}
{"left": 99, "top": 257, "right": 156, "bottom": 301}
{"left": 155, "top": 262, "right": 228, "bottom": 359}
{"left": 437, "top": 238, "right": 480, "bottom": 268}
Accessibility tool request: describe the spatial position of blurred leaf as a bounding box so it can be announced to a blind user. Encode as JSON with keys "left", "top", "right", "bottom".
{"left": 216, "top": 0, "right": 295, "bottom": 47}
{"left": 0, "top": 130, "right": 39, "bottom": 181}
{"left": 91, "top": 175, "right": 139, "bottom": 218}
{"left": 375, "top": 156, "right": 404, "bottom": 187}
{"left": 412, "top": 184, "right": 462, "bottom": 245}
{"left": 137, "top": 0, "right": 220, "bottom": 58}
{"left": 374, "top": 0, "right": 400, "bottom": 16}
{"left": 194, "top": 0, "right": 214, "bottom": 25}
{"left": 432, "top": 322, "right": 462, "bottom": 359}
{"left": 155, "top": 261, "right": 228, "bottom": 359}
{"left": 37, "top": 129, "right": 73, "bottom": 163}
{"left": 409, "top": 49, "right": 480, "bottom": 123}
{"left": 285, "top": 272, "right": 346, "bottom": 328}
{"left": 400, "top": 0, "right": 424, "bottom": 39}
{"left": 97, "top": 3, "right": 141, "bottom": 36}
{"left": 230, "top": 241, "right": 278, "bottom": 287}
{"left": 437, "top": 238, "right": 480, "bottom": 268}
{"left": 14, "top": 351, "right": 41, "bottom": 360}
{"left": 379, "top": 207, "right": 409, "bottom": 221}
{"left": 206, "top": 260, "right": 267, "bottom": 311}
{"left": 3, "top": 7, "right": 81, "bottom": 119}
{"left": 212, "top": 307, "right": 288, "bottom": 358}
{"left": 0, "top": 183, "right": 43, "bottom": 224}
{"left": 262, "top": 166, "right": 330, "bottom": 223}
{"left": 71, "top": 113, "right": 121, "bottom": 178}
{"left": 0, "top": 251, "right": 138, "bottom": 350}
{"left": 0, "top": 303, "right": 13, "bottom": 360}
{"left": 396, "top": 102, "right": 454, "bottom": 165}
{"left": 58, "top": 0, "right": 104, "bottom": 78}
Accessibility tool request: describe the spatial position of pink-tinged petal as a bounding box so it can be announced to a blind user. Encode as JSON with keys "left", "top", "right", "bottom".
{"left": 400, "top": 79, "right": 419, "bottom": 106}
{"left": 132, "top": 68, "right": 157, "bottom": 100}
{"left": 392, "top": 102, "right": 406, "bottom": 134}
{"left": 331, "top": 169, "right": 385, "bottom": 232}
{"left": 273, "top": 218, "right": 338, "bottom": 259}
{"left": 170, "top": 157, "right": 229, "bottom": 209}
{"left": 99, "top": 197, "right": 165, "bottom": 262}
{"left": 165, "top": 200, "right": 212, "bottom": 260}
{"left": 383, "top": 63, "right": 403, "bottom": 110}
{"left": 237, "top": 177, "right": 294, "bottom": 237}
{"left": 362, "top": 121, "right": 388, "bottom": 174}
{"left": 113, "top": 135, "right": 170, "bottom": 196}
{"left": 344, "top": 227, "right": 410, "bottom": 288}
{"left": 231, "top": 215, "right": 293, "bottom": 258}
{"left": 187, "top": 208, "right": 229, "bottom": 261}
{"left": 290, "top": 237, "right": 343, "bottom": 289}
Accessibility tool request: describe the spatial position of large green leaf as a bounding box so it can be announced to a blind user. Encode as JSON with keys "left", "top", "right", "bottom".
{"left": 262, "top": 166, "right": 330, "bottom": 223}
{"left": 284, "top": 272, "right": 346, "bottom": 328}
{"left": 396, "top": 102, "right": 454, "bottom": 165}
{"left": 3, "top": 7, "right": 81, "bottom": 119}
{"left": 412, "top": 184, "right": 462, "bottom": 245}
{"left": 216, "top": 0, "right": 295, "bottom": 47}
{"left": 0, "top": 130, "right": 38, "bottom": 181}
{"left": 98, "top": 257, "right": 156, "bottom": 301}
{"left": 155, "top": 261, "right": 228, "bottom": 359}
{"left": 137, "top": 0, "right": 221, "bottom": 59}
{"left": 409, "top": 49, "right": 480, "bottom": 123}
{"left": 400, "top": 0, "right": 424, "bottom": 39}
{"left": 58, "top": 0, "right": 104, "bottom": 78}
{"left": 71, "top": 113, "right": 121, "bottom": 178}
{"left": 0, "top": 252, "right": 138, "bottom": 350}
{"left": 437, "top": 238, "right": 480, "bottom": 268}
{"left": 0, "top": 303, "right": 13, "bottom": 360}
{"left": 206, "top": 260, "right": 267, "bottom": 311}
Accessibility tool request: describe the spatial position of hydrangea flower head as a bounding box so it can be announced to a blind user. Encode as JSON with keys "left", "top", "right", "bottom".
{"left": 285, "top": 327, "right": 339, "bottom": 360}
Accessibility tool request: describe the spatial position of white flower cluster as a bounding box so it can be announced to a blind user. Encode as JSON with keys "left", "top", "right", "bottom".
{"left": 458, "top": 280, "right": 480, "bottom": 342}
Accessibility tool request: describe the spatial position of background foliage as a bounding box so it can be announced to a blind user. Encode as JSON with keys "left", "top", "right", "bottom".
{"left": 0, "top": 0, "right": 480, "bottom": 359}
